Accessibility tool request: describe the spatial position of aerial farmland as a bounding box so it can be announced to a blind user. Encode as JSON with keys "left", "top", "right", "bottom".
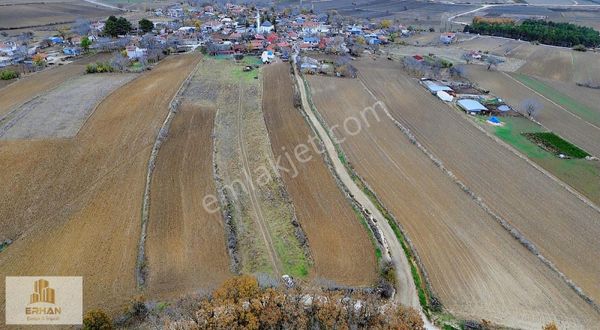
{"left": 1, "top": 0, "right": 600, "bottom": 329}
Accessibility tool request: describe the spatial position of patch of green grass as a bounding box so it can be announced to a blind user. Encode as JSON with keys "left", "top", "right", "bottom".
{"left": 523, "top": 132, "right": 590, "bottom": 158}
{"left": 512, "top": 73, "right": 600, "bottom": 125}
{"left": 481, "top": 115, "right": 600, "bottom": 205}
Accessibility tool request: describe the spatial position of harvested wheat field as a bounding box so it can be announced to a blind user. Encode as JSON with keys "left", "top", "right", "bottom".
{"left": 464, "top": 65, "right": 600, "bottom": 157}
{"left": 209, "top": 58, "right": 309, "bottom": 278}
{"left": 517, "top": 47, "right": 574, "bottom": 82}
{"left": 353, "top": 58, "right": 600, "bottom": 308}
{"left": 0, "top": 54, "right": 200, "bottom": 321}
{"left": 0, "top": 73, "right": 136, "bottom": 140}
{"left": 0, "top": 53, "right": 111, "bottom": 116}
{"left": 307, "top": 72, "right": 600, "bottom": 328}
{"left": 262, "top": 63, "right": 377, "bottom": 287}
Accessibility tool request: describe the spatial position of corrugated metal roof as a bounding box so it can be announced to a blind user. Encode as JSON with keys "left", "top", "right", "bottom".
{"left": 457, "top": 99, "right": 488, "bottom": 112}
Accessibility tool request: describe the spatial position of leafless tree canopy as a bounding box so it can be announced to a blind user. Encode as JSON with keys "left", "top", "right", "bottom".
{"left": 520, "top": 98, "right": 543, "bottom": 118}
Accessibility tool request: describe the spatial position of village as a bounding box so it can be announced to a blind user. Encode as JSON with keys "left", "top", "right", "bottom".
{"left": 2, "top": 0, "right": 600, "bottom": 329}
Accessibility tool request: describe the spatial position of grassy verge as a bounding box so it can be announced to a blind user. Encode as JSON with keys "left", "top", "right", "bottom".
{"left": 511, "top": 73, "right": 600, "bottom": 125}
{"left": 522, "top": 132, "right": 590, "bottom": 158}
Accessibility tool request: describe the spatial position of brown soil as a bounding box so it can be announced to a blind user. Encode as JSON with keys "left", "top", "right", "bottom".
{"left": 145, "top": 101, "right": 232, "bottom": 299}
{"left": 308, "top": 66, "right": 600, "bottom": 328}
{"left": 0, "top": 53, "right": 111, "bottom": 116}
{"left": 0, "top": 54, "right": 201, "bottom": 320}
{"left": 262, "top": 63, "right": 377, "bottom": 287}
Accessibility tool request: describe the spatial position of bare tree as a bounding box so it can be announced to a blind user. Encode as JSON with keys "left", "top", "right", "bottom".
{"left": 72, "top": 18, "right": 91, "bottom": 36}
{"left": 110, "top": 52, "right": 129, "bottom": 71}
{"left": 450, "top": 65, "right": 466, "bottom": 78}
{"left": 520, "top": 98, "right": 543, "bottom": 118}
{"left": 485, "top": 55, "right": 502, "bottom": 70}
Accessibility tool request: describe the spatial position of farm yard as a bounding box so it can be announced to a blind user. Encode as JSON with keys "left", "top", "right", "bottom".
{"left": 262, "top": 63, "right": 378, "bottom": 287}
{"left": 0, "top": 54, "right": 200, "bottom": 321}
{"left": 464, "top": 65, "right": 600, "bottom": 158}
{"left": 352, "top": 58, "right": 600, "bottom": 310}
{"left": 307, "top": 67, "right": 600, "bottom": 329}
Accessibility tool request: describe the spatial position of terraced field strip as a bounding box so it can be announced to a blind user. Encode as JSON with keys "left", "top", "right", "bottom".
{"left": 262, "top": 63, "right": 377, "bottom": 286}
{"left": 210, "top": 57, "right": 308, "bottom": 277}
{"left": 0, "top": 54, "right": 200, "bottom": 321}
{"left": 236, "top": 80, "right": 282, "bottom": 277}
{"left": 308, "top": 70, "right": 600, "bottom": 328}
{"left": 145, "top": 101, "right": 231, "bottom": 299}
{"left": 354, "top": 58, "right": 600, "bottom": 321}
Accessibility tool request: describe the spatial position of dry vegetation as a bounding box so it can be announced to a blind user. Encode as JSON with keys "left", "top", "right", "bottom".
{"left": 0, "top": 3, "right": 117, "bottom": 30}
{"left": 209, "top": 57, "right": 309, "bottom": 277}
{"left": 262, "top": 63, "right": 378, "bottom": 287}
{"left": 0, "top": 54, "right": 200, "bottom": 321}
{"left": 307, "top": 61, "right": 600, "bottom": 328}
{"left": 131, "top": 275, "right": 424, "bottom": 330}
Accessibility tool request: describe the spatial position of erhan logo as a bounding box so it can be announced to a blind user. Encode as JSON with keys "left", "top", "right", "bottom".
{"left": 25, "top": 279, "right": 62, "bottom": 318}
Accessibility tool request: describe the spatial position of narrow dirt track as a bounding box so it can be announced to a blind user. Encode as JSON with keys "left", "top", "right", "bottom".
{"left": 145, "top": 102, "right": 231, "bottom": 299}
{"left": 307, "top": 71, "right": 600, "bottom": 329}
{"left": 236, "top": 80, "right": 283, "bottom": 277}
{"left": 0, "top": 54, "right": 200, "bottom": 320}
{"left": 262, "top": 63, "right": 377, "bottom": 286}
{"left": 292, "top": 65, "right": 420, "bottom": 311}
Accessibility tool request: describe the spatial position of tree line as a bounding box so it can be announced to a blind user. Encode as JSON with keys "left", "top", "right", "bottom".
{"left": 464, "top": 19, "right": 600, "bottom": 48}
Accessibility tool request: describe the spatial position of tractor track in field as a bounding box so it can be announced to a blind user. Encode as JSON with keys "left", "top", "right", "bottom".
{"left": 236, "top": 80, "right": 282, "bottom": 277}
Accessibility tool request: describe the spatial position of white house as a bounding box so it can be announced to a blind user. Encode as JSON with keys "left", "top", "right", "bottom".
{"left": 126, "top": 46, "right": 148, "bottom": 59}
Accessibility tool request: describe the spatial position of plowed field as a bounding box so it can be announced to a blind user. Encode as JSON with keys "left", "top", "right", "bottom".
{"left": 0, "top": 54, "right": 200, "bottom": 320}
{"left": 307, "top": 67, "right": 600, "bottom": 328}
{"left": 262, "top": 63, "right": 377, "bottom": 287}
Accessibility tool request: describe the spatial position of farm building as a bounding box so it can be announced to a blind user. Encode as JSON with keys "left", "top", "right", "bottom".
{"left": 440, "top": 33, "right": 456, "bottom": 44}
{"left": 457, "top": 99, "right": 488, "bottom": 114}
{"left": 422, "top": 80, "right": 453, "bottom": 94}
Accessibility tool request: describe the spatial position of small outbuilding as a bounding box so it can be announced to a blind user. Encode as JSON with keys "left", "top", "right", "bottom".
{"left": 436, "top": 90, "right": 453, "bottom": 102}
{"left": 457, "top": 99, "right": 488, "bottom": 114}
{"left": 423, "top": 80, "right": 453, "bottom": 94}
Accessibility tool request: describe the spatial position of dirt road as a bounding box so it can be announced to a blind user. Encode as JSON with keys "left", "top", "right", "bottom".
{"left": 0, "top": 54, "right": 200, "bottom": 320}
{"left": 292, "top": 63, "right": 420, "bottom": 310}
{"left": 262, "top": 63, "right": 377, "bottom": 286}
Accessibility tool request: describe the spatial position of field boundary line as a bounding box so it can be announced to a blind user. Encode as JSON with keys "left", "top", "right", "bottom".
{"left": 135, "top": 55, "right": 200, "bottom": 289}
{"left": 364, "top": 74, "right": 600, "bottom": 314}
{"left": 74, "top": 73, "right": 139, "bottom": 137}
{"left": 503, "top": 72, "right": 600, "bottom": 132}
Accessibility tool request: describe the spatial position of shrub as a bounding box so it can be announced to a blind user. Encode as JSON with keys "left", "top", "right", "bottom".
{"left": 0, "top": 70, "right": 19, "bottom": 80}
{"left": 573, "top": 44, "right": 587, "bottom": 51}
{"left": 83, "top": 309, "right": 113, "bottom": 330}
{"left": 86, "top": 62, "right": 114, "bottom": 74}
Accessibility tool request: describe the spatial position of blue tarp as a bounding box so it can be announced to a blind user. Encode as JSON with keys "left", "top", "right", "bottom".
{"left": 489, "top": 116, "right": 501, "bottom": 124}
